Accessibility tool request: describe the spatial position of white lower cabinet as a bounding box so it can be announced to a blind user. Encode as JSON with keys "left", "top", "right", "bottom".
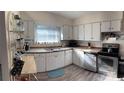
{"left": 64, "top": 50, "right": 72, "bottom": 66}
{"left": 46, "top": 53, "right": 56, "bottom": 71}
{"left": 33, "top": 48, "right": 97, "bottom": 73}
{"left": 33, "top": 49, "right": 96, "bottom": 73}
{"left": 72, "top": 49, "right": 81, "bottom": 66}
{"left": 34, "top": 54, "right": 46, "bottom": 72}
{"left": 55, "top": 52, "right": 65, "bottom": 69}
{"left": 46, "top": 52, "right": 64, "bottom": 71}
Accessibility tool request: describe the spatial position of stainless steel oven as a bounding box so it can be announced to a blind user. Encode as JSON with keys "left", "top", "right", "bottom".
{"left": 98, "top": 55, "right": 118, "bottom": 77}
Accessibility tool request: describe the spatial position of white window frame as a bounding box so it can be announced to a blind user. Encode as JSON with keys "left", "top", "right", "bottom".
{"left": 34, "top": 24, "right": 61, "bottom": 43}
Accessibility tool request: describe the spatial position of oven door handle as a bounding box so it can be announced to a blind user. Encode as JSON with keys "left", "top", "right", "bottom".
{"left": 98, "top": 54, "right": 117, "bottom": 59}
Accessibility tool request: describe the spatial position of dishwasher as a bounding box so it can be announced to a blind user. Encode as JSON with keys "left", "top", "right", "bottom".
{"left": 83, "top": 52, "right": 98, "bottom": 72}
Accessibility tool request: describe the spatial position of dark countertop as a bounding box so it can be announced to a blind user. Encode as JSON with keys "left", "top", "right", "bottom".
{"left": 24, "top": 47, "right": 101, "bottom": 54}
{"left": 24, "top": 47, "right": 72, "bottom": 54}
{"left": 73, "top": 47, "right": 101, "bottom": 54}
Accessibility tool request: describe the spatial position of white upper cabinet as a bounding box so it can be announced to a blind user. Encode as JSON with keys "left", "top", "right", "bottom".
{"left": 84, "top": 24, "right": 92, "bottom": 41}
{"left": 111, "top": 20, "right": 121, "bottom": 32}
{"left": 101, "top": 20, "right": 121, "bottom": 32}
{"left": 62, "top": 25, "right": 68, "bottom": 40}
{"left": 73, "top": 25, "right": 79, "bottom": 40}
{"left": 68, "top": 26, "right": 73, "bottom": 40}
{"left": 101, "top": 21, "right": 110, "bottom": 32}
{"left": 84, "top": 22, "right": 101, "bottom": 41}
{"left": 78, "top": 25, "right": 85, "bottom": 40}
{"left": 92, "top": 23, "right": 101, "bottom": 41}
{"left": 62, "top": 25, "right": 72, "bottom": 40}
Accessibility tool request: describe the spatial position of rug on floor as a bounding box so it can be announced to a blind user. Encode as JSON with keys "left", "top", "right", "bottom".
{"left": 48, "top": 68, "right": 64, "bottom": 78}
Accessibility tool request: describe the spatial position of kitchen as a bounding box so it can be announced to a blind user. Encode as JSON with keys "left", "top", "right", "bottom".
{"left": 1, "top": 11, "right": 124, "bottom": 81}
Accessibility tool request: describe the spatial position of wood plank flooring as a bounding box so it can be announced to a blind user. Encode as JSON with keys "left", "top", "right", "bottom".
{"left": 30, "top": 64, "right": 122, "bottom": 81}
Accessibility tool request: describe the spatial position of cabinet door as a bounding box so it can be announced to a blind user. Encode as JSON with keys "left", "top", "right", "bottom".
{"left": 62, "top": 25, "right": 69, "bottom": 40}
{"left": 84, "top": 24, "right": 92, "bottom": 41}
{"left": 83, "top": 53, "right": 96, "bottom": 72}
{"left": 68, "top": 26, "right": 73, "bottom": 40}
{"left": 73, "top": 26, "right": 79, "bottom": 40}
{"left": 46, "top": 53, "right": 56, "bottom": 71}
{"left": 111, "top": 20, "right": 121, "bottom": 32}
{"left": 72, "top": 49, "right": 80, "bottom": 66}
{"left": 101, "top": 21, "right": 110, "bottom": 32}
{"left": 55, "top": 52, "right": 64, "bottom": 69}
{"left": 34, "top": 54, "right": 46, "bottom": 72}
{"left": 79, "top": 25, "right": 85, "bottom": 40}
{"left": 62, "top": 25, "right": 72, "bottom": 40}
{"left": 46, "top": 52, "right": 64, "bottom": 71}
{"left": 65, "top": 50, "right": 72, "bottom": 66}
{"left": 92, "top": 23, "right": 101, "bottom": 41}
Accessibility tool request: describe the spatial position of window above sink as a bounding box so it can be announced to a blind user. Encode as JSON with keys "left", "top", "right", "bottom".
{"left": 35, "top": 24, "right": 61, "bottom": 43}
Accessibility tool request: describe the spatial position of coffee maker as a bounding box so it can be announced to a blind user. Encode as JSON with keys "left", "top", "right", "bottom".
{"left": 68, "top": 40, "right": 78, "bottom": 47}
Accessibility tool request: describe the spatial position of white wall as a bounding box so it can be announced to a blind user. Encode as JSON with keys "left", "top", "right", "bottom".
{"left": 0, "top": 11, "right": 10, "bottom": 80}
{"left": 21, "top": 11, "right": 72, "bottom": 26}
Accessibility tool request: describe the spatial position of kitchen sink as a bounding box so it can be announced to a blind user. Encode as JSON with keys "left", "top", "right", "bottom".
{"left": 45, "top": 47, "right": 70, "bottom": 52}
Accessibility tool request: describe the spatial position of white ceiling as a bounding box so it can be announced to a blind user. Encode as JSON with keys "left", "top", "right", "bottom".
{"left": 49, "top": 11, "right": 102, "bottom": 19}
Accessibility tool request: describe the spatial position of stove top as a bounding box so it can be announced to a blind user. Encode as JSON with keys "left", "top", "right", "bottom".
{"left": 98, "top": 43, "right": 120, "bottom": 57}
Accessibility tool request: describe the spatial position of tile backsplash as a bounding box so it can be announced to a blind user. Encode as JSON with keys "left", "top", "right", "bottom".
{"left": 78, "top": 41, "right": 102, "bottom": 48}
{"left": 31, "top": 42, "right": 62, "bottom": 48}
